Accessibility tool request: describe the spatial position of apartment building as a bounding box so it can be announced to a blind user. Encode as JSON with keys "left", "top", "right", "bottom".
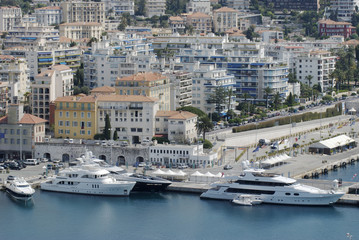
{"left": 59, "top": 22, "right": 104, "bottom": 40}
{"left": 146, "top": 0, "right": 166, "bottom": 17}
{"left": 0, "top": 55, "right": 29, "bottom": 105}
{"left": 3, "top": 23, "right": 59, "bottom": 49}
{"left": 116, "top": 72, "right": 171, "bottom": 111}
{"left": 187, "top": 12, "right": 213, "bottom": 34}
{"left": 97, "top": 95, "right": 158, "bottom": 144}
{"left": 103, "top": 0, "right": 135, "bottom": 17}
{"left": 60, "top": 1, "right": 105, "bottom": 24}
{"left": 155, "top": 110, "right": 197, "bottom": 144}
{"left": 168, "top": 72, "right": 192, "bottom": 110}
{"left": 32, "top": 65, "right": 73, "bottom": 121}
{"left": 213, "top": 7, "right": 239, "bottom": 33}
{"left": 221, "top": 0, "right": 250, "bottom": 10}
{"left": 293, "top": 50, "right": 336, "bottom": 92}
{"left": 34, "top": 6, "right": 62, "bottom": 26}
{"left": 83, "top": 40, "right": 155, "bottom": 88}
{"left": 169, "top": 16, "right": 186, "bottom": 34}
{"left": 186, "top": 0, "right": 211, "bottom": 14}
{"left": 318, "top": 19, "right": 355, "bottom": 38}
{"left": 331, "top": 0, "right": 359, "bottom": 21}
{"left": 0, "top": 104, "right": 47, "bottom": 160}
{"left": 192, "top": 65, "right": 236, "bottom": 114}
{"left": 267, "top": 0, "right": 320, "bottom": 11}
{"left": 54, "top": 95, "right": 97, "bottom": 140}
{"left": 0, "top": 6, "right": 22, "bottom": 32}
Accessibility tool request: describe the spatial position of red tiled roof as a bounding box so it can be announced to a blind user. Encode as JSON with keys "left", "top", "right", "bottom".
{"left": 0, "top": 116, "right": 8, "bottom": 124}
{"left": 156, "top": 111, "right": 197, "bottom": 119}
{"left": 18, "top": 114, "right": 47, "bottom": 124}
{"left": 117, "top": 72, "right": 167, "bottom": 82}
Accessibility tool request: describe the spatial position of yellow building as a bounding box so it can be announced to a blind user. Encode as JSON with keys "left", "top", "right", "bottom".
{"left": 54, "top": 94, "right": 97, "bottom": 140}
{"left": 115, "top": 72, "right": 171, "bottom": 111}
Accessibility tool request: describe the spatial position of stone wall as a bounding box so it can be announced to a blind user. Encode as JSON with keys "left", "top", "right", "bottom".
{"left": 35, "top": 143, "right": 149, "bottom": 166}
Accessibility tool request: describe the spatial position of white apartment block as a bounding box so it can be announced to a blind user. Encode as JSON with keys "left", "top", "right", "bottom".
{"left": 83, "top": 40, "right": 155, "bottom": 88}
{"left": 149, "top": 144, "right": 218, "bottom": 166}
{"left": 331, "top": 0, "right": 359, "bottom": 22}
{"left": 0, "top": 55, "right": 30, "bottom": 105}
{"left": 259, "top": 30, "right": 284, "bottom": 43}
{"left": 213, "top": 7, "right": 239, "bottom": 33}
{"left": 3, "top": 23, "right": 59, "bottom": 49}
{"left": 103, "top": 0, "right": 135, "bottom": 17}
{"left": 169, "top": 16, "right": 186, "bottom": 34}
{"left": 146, "top": 0, "right": 166, "bottom": 17}
{"left": 0, "top": 6, "right": 22, "bottom": 32}
{"left": 60, "top": 1, "right": 105, "bottom": 23}
{"left": 168, "top": 72, "right": 192, "bottom": 110}
{"left": 34, "top": 6, "right": 62, "bottom": 26}
{"left": 186, "top": 0, "right": 211, "bottom": 14}
{"left": 59, "top": 22, "right": 104, "bottom": 40}
{"left": 223, "top": 0, "right": 250, "bottom": 10}
{"left": 192, "top": 65, "right": 236, "bottom": 114}
{"left": 155, "top": 111, "right": 198, "bottom": 144}
{"left": 32, "top": 65, "right": 73, "bottom": 121}
{"left": 293, "top": 50, "right": 336, "bottom": 92}
{"left": 186, "top": 12, "right": 213, "bottom": 34}
{"left": 97, "top": 95, "right": 159, "bottom": 144}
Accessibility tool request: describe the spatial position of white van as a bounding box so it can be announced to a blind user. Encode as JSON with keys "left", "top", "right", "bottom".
{"left": 24, "top": 159, "right": 39, "bottom": 165}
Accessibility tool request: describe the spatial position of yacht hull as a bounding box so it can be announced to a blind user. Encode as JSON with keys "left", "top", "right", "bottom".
{"left": 200, "top": 191, "right": 344, "bottom": 206}
{"left": 132, "top": 181, "right": 171, "bottom": 192}
{"left": 6, "top": 188, "right": 34, "bottom": 201}
{"left": 40, "top": 182, "right": 135, "bottom": 196}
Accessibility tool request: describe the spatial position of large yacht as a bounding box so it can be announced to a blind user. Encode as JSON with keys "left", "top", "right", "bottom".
{"left": 200, "top": 164, "right": 344, "bottom": 206}
{"left": 40, "top": 166, "right": 136, "bottom": 196}
{"left": 76, "top": 150, "right": 171, "bottom": 192}
{"left": 5, "top": 176, "right": 35, "bottom": 201}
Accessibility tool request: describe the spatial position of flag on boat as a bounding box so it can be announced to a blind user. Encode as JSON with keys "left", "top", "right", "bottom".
{"left": 352, "top": 173, "right": 357, "bottom": 180}
{"left": 350, "top": 121, "right": 355, "bottom": 126}
{"left": 253, "top": 146, "right": 260, "bottom": 152}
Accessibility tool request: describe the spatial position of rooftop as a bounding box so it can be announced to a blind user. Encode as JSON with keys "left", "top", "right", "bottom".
{"left": 117, "top": 72, "right": 167, "bottom": 82}
{"left": 18, "top": 114, "right": 47, "bottom": 125}
{"left": 156, "top": 110, "right": 197, "bottom": 119}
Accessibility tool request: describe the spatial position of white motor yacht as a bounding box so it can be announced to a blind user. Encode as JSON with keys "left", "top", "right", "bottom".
{"left": 232, "top": 194, "right": 263, "bottom": 206}
{"left": 40, "top": 165, "right": 135, "bottom": 196}
{"left": 5, "top": 176, "right": 35, "bottom": 201}
{"left": 201, "top": 163, "right": 345, "bottom": 206}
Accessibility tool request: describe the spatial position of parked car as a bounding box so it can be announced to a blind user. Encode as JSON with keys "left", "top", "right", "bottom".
{"left": 23, "top": 159, "right": 39, "bottom": 165}
{"left": 138, "top": 162, "right": 146, "bottom": 167}
{"left": 223, "top": 164, "right": 233, "bottom": 170}
{"left": 144, "top": 165, "right": 155, "bottom": 170}
{"left": 178, "top": 163, "right": 188, "bottom": 169}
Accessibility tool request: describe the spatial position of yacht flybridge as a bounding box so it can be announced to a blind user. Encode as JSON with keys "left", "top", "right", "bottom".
{"left": 40, "top": 165, "right": 135, "bottom": 196}
{"left": 200, "top": 162, "right": 344, "bottom": 206}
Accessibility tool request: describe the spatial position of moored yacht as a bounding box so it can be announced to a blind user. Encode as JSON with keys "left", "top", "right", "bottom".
{"left": 5, "top": 176, "right": 35, "bottom": 201}
{"left": 200, "top": 163, "right": 345, "bottom": 206}
{"left": 40, "top": 165, "right": 136, "bottom": 196}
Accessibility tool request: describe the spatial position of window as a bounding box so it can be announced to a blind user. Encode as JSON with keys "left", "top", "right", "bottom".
{"left": 87, "top": 112, "right": 91, "bottom": 118}
{"left": 66, "top": 112, "right": 69, "bottom": 118}
{"left": 65, "top": 121, "right": 70, "bottom": 126}
{"left": 73, "top": 112, "right": 77, "bottom": 118}
{"left": 81, "top": 112, "right": 85, "bottom": 118}
{"left": 87, "top": 122, "right": 91, "bottom": 127}
{"left": 59, "top": 121, "right": 63, "bottom": 126}
{"left": 131, "top": 128, "right": 136, "bottom": 132}
{"left": 10, "top": 129, "right": 14, "bottom": 134}
{"left": 17, "top": 129, "right": 20, "bottom": 135}
{"left": 87, "top": 130, "right": 91, "bottom": 135}
{"left": 59, "top": 111, "right": 63, "bottom": 117}
{"left": 72, "top": 121, "right": 78, "bottom": 127}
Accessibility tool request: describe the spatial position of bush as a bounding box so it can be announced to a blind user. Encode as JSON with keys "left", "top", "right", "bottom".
{"left": 203, "top": 139, "right": 213, "bottom": 149}
{"left": 152, "top": 137, "right": 170, "bottom": 144}
{"left": 94, "top": 133, "right": 105, "bottom": 140}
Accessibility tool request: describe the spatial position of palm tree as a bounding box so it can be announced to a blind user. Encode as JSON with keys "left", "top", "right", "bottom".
{"left": 264, "top": 87, "right": 272, "bottom": 109}
{"left": 242, "top": 92, "right": 251, "bottom": 114}
{"left": 196, "top": 116, "right": 213, "bottom": 141}
{"left": 273, "top": 92, "right": 281, "bottom": 110}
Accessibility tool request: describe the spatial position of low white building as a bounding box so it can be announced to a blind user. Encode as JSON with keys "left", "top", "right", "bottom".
{"left": 186, "top": 0, "right": 211, "bottom": 14}
{"left": 34, "top": 6, "right": 62, "bottom": 26}
{"left": 149, "top": 143, "right": 218, "bottom": 166}
{"left": 146, "top": 0, "right": 166, "bottom": 17}
{"left": 155, "top": 110, "right": 197, "bottom": 144}
{"left": 213, "top": 7, "right": 239, "bottom": 33}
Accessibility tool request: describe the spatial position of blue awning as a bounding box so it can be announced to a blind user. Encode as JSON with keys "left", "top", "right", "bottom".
{"left": 250, "top": 63, "right": 265, "bottom": 66}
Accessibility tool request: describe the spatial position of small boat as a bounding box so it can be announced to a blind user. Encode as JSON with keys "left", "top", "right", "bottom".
{"left": 232, "top": 194, "right": 262, "bottom": 206}
{"left": 5, "top": 176, "right": 35, "bottom": 201}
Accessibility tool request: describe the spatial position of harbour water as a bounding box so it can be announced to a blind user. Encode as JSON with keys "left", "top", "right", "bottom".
{"left": 2, "top": 164, "right": 359, "bottom": 240}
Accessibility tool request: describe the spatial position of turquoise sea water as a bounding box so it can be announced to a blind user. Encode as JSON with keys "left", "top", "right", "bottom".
{"left": 1, "top": 163, "right": 359, "bottom": 240}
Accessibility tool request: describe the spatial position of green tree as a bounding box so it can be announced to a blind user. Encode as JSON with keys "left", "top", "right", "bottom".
{"left": 135, "top": 0, "right": 147, "bottom": 16}
{"left": 87, "top": 37, "right": 98, "bottom": 47}
{"left": 243, "top": 25, "right": 258, "bottom": 41}
{"left": 177, "top": 106, "right": 206, "bottom": 117}
{"left": 273, "top": 92, "right": 281, "bottom": 110}
{"left": 113, "top": 130, "right": 118, "bottom": 141}
{"left": 196, "top": 116, "right": 213, "bottom": 141}
{"left": 285, "top": 92, "right": 295, "bottom": 106}
{"left": 103, "top": 114, "right": 111, "bottom": 140}
{"left": 208, "top": 87, "right": 228, "bottom": 114}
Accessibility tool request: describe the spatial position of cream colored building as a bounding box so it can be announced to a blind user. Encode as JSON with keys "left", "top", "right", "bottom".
{"left": 60, "top": 1, "right": 105, "bottom": 24}
{"left": 97, "top": 95, "right": 159, "bottom": 144}
{"left": 34, "top": 6, "right": 62, "bottom": 26}
{"left": 187, "top": 12, "right": 212, "bottom": 34}
{"left": 213, "top": 7, "right": 239, "bottom": 33}
{"left": 0, "top": 6, "right": 22, "bottom": 32}
{"left": 146, "top": 0, "right": 166, "bottom": 17}
{"left": 116, "top": 72, "right": 171, "bottom": 111}
{"left": 59, "top": 22, "right": 104, "bottom": 40}
{"left": 32, "top": 65, "right": 73, "bottom": 121}
{"left": 155, "top": 111, "right": 198, "bottom": 144}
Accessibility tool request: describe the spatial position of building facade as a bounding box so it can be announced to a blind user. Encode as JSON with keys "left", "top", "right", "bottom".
{"left": 186, "top": 12, "right": 213, "bottom": 34}
{"left": 318, "top": 19, "right": 355, "bottom": 38}
{"left": 32, "top": 65, "right": 73, "bottom": 121}
{"left": 146, "top": 0, "right": 166, "bottom": 17}
{"left": 169, "top": 71, "right": 192, "bottom": 110}
{"left": 0, "top": 6, "right": 22, "bottom": 32}
{"left": 186, "top": 0, "right": 211, "bottom": 14}
{"left": 60, "top": 1, "right": 105, "bottom": 24}
{"left": 116, "top": 72, "right": 171, "bottom": 111}
{"left": 59, "top": 22, "right": 104, "bottom": 40}
{"left": 213, "top": 7, "right": 239, "bottom": 33}
{"left": 34, "top": 6, "right": 62, "bottom": 26}
{"left": 330, "top": 0, "right": 359, "bottom": 22}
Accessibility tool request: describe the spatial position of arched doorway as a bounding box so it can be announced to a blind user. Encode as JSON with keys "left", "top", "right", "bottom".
{"left": 62, "top": 154, "right": 70, "bottom": 162}
{"left": 136, "top": 156, "right": 144, "bottom": 163}
{"left": 43, "top": 153, "right": 51, "bottom": 161}
{"left": 99, "top": 155, "right": 106, "bottom": 160}
{"left": 118, "top": 156, "right": 126, "bottom": 166}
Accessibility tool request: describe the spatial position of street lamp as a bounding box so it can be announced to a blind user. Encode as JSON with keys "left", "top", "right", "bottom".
{"left": 19, "top": 124, "right": 22, "bottom": 161}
